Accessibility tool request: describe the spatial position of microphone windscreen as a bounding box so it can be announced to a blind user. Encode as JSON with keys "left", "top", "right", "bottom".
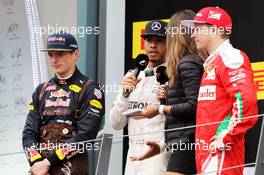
{"left": 156, "top": 66, "right": 168, "bottom": 84}
{"left": 135, "top": 54, "right": 149, "bottom": 71}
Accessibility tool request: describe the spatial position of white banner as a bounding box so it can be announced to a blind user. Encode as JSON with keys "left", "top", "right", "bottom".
{"left": 0, "top": 0, "right": 34, "bottom": 174}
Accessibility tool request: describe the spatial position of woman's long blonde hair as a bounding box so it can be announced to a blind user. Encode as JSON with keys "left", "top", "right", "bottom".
{"left": 166, "top": 10, "right": 199, "bottom": 87}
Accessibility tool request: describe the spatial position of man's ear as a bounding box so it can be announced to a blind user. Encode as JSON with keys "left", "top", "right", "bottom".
{"left": 73, "top": 49, "right": 80, "bottom": 61}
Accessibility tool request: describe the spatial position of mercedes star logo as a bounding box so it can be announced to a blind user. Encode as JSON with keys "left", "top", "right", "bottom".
{"left": 151, "top": 22, "right": 162, "bottom": 31}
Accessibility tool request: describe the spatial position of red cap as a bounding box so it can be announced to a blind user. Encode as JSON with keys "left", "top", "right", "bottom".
{"left": 181, "top": 7, "right": 232, "bottom": 33}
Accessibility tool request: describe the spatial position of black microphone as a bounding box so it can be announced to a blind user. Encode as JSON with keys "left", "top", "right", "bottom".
{"left": 156, "top": 66, "right": 168, "bottom": 104}
{"left": 123, "top": 54, "right": 149, "bottom": 98}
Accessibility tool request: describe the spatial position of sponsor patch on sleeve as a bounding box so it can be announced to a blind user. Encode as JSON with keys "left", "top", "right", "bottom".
{"left": 29, "top": 149, "right": 42, "bottom": 162}
{"left": 56, "top": 147, "right": 70, "bottom": 160}
{"left": 94, "top": 88, "right": 102, "bottom": 99}
{"left": 89, "top": 99, "right": 103, "bottom": 109}
{"left": 69, "top": 84, "right": 81, "bottom": 93}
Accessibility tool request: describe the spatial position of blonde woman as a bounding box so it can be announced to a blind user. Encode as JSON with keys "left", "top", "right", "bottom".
{"left": 133, "top": 10, "right": 204, "bottom": 175}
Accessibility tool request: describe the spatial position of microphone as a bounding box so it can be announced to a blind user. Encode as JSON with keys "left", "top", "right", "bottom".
{"left": 123, "top": 54, "right": 149, "bottom": 98}
{"left": 156, "top": 66, "right": 168, "bottom": 104}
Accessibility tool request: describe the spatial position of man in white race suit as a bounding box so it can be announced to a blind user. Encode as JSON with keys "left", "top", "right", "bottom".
{"left": 109, "top": 20, "right": 170, "bottom": 175}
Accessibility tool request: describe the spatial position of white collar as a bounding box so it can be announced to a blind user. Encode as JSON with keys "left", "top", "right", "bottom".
{"left": 145, "top": 63, "right": 166, "bottom": 71}
{"left": 56, "top": 73, "right": 73, "bottom": 80}
{"left": 203, "top": 39, "right": 232, "bottom": 69}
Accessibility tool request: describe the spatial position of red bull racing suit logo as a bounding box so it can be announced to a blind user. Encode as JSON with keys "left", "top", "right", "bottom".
{"left": 50, "top": 89, "right": 70, "bottom": 98}
{"left": 45, "top": 98, "right": 71, "bottom": 107}
{"left": 45, "top": 89, "right": 71, "bottom": 107}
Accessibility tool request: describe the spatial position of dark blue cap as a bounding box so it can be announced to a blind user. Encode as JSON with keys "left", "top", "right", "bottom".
{"left": 141, "top": 20, "right": 168, "bottom": 38}
{"left": 41, "top": 32, "right": 78, "bottom": 52}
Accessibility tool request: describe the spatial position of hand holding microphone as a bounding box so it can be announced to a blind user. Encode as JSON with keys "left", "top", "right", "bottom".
{"left": 156, "top": 66, "right": 168, "bottom": 104}
{"left": 157, "top": 85, "right": 168, "bottom": 102}
{"left": 121, "top": 76, "right": 138, "bottom": 97}
{"left": 122, "top": 54, "right": 149, "bottom": 98}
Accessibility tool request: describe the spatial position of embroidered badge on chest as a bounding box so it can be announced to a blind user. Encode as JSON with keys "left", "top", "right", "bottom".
{"left": 50, "top": 89, "right": 70, "bottom": 98}
{"left": 45, "top": 98, "right": 71, "bottom": 107}
{"left": 45, "top": 89, "right": 71, "bottom": 107}
{"left": 205, "top": 67, "right": 216, "bottom": 80}
{"left": 94, "top": 88, "right": 102, "bottom": 99}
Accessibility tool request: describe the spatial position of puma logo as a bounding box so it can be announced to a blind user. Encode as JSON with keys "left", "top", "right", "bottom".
{"left": 61, "top": 161, "right": 72, "bottom": 175}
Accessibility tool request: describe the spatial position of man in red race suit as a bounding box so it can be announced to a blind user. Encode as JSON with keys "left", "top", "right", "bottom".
{"left": 182, "top": 6, "right": 258, "bottom": 175}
